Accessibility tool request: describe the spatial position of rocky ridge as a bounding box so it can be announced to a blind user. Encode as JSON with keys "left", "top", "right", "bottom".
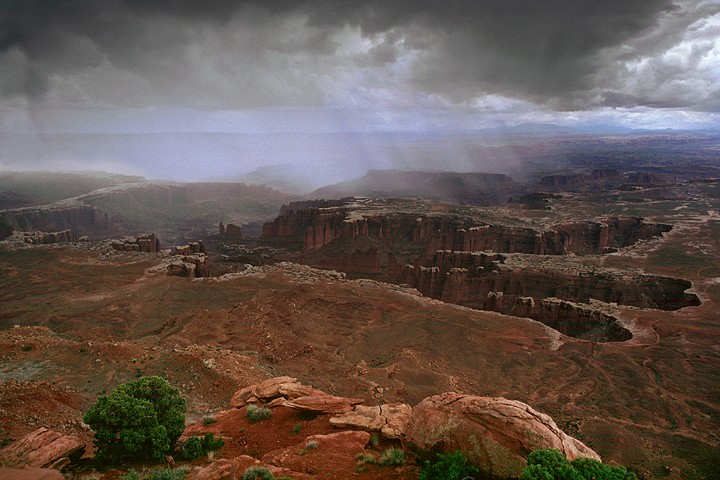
{"left": 177, "top": 377, "right": 600, "bottom": 480}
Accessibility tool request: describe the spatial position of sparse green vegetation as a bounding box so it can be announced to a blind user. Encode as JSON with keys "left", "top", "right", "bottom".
{"left": 202, "top": 416, "right": 217, "bottom": 425}
{"left": 119, "top": 469, "right": 186, "bottom": 480}
{"left": 245, "top": 404, "right": 272, "bottom": 422}
{"left": 292, "top": 423, "right": 303, "bottom": 434}
{"left": 378, "top": 447, "right": 405, "bottom": 466}
{"left": 520, "top": 449, "right": 636, "bottom": 480}
{"left": 298, "top": 439, "right": 319, "bottom": 455}
{"left": 356, "top": 452, "right": 378, "bottom": 471}
{"left": 368, "top": 433, "right": 379, "bottom": 447}
{"left": 118, "top": 470, "right": 141, "bottom": 480}
{"left": 420, "top": 450, "right": 481, "bottom": 480}
{"left": 83, "top": 376, "right": 186, "bottom": 461}
{"left": 176, "top": 433, "right": 224, "bottom": 460}
{"left": 242, "top": 466, "right": 275, "bottom": 480}
{"left": 146, "top": 468, "right": 189, "bottom": 480}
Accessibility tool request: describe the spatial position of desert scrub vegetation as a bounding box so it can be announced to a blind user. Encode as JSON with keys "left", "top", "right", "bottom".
{"left": 356, "top": 452, "right": 378, "bottom": 472}
{"left": 83, "top": 376, "right": 186, "bottom": 461}
{"left": 420, "top": 450, "right": 480, "bottom": 480}
{"left": 378, "top": 447, "right": 405, "bottom": 466}
{"left": 241, "top": 466, "right": 274, "bottom": 480}
{"left": 298, "top": 439, "right": 319, "bottom": 455}
{"left": 176, "top": 433, "right": 224, "bottom": 460}
{"left": 245, "top": 404, "right": 272, "bottom": 422}
{"left": 119, "top": 468, "right": 188, "bottom": 480}
{"left": 202, "top": 416, "right": 217, "bottom": 425}
{"left": 520, "top": 449, "right": 636, "bottom": 480}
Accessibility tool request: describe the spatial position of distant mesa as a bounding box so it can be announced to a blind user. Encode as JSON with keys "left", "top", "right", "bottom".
{"left": 540, "top": 168, "right": 671, "bottom": 191}
{"left": 311, "top": 170, "right": 516, "bottom": 204}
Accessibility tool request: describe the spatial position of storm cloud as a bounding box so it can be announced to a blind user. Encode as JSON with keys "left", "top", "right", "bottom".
{"left": 1, "top": 0, "right": 718, "bottom": 111}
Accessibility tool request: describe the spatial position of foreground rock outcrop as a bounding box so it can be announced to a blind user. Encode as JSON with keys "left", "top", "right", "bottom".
{"left": 184, "top": 378, "right": 599, "bottom": 479}
{"left": 405, "top": 392, "right": 600, "bottom": 478}
{"left": 0, "top": 468, "right": 64, "bottom": 480}
{"left": 329, "top": 403, "right": 412, "bottom": 440}
{"left": 0, "top": 428, "right": 85, "bottom": 470}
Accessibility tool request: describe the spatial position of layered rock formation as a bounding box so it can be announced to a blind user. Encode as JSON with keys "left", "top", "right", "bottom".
{"left": 0, "top": 204, "right": 107, "bottom": 240}
{"left": 418, "top": 216, "right": 672, "bottom": 256}
{"left": 110, "top": 233, "right": 160, "bottom": 252}
{"left": 175, "top": 241, "right": 206, "bottom": 256}
{"left": 402, "top": 251, "right": 699, "bottom": 312}
{"left": 263, "top": 200, "right": 671, "bottom": 261}
{"left": 167, "top": 242, "right": 209, "bottom": 277}
{"left": 9, "top": 230, "right": 79, "bottom": 245}
{"left": 259, "top": 198, "right": 698, "bottom": 342}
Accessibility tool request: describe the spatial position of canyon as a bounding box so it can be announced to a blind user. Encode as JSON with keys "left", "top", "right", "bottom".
{"left": 1, "top": 165, "right": 719, "bottom": 479}
{"left": 259, "top": 198, "right": 699, "bottom": 343}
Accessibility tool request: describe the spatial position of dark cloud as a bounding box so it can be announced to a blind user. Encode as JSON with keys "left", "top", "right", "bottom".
{"left": 0, "top": 0, "right": 717, "bottom": 111}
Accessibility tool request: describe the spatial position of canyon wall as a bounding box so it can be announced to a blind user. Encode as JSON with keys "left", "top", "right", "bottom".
{"left": 0, "top": 205, "right": 108, "bottom": 240}
{"left": 418, "top": 217, "right": 672, "bottom": 256}
{"left": 400, "top": 251, "right": 699, "bottom": 312}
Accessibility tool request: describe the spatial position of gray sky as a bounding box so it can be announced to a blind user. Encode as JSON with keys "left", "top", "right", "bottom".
{"left": 1, "top": 0, "right": 719, "bottom": 181}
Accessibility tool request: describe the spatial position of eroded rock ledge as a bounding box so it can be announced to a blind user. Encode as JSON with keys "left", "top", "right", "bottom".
{"left": 181, "top": 377, "right": 601, "bottom": 480}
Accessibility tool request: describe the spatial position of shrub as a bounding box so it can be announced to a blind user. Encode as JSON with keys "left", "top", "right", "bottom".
{"left": 292, "top": 423, "right": 303, "bottom": 434}
{"left": 378, "top": 447, "right": 405, "bottom": 466}
{"left": 368, "top": 433, "right": 379, "bottom": 447}
{"left": 83, "top": 376, "right": 186, "bottom": 461}
{"left": 242, "top": 466, "right": 275, "bottom": 480}
{"left": 298, "top": 439, "right": 319, "bottom": 455}
{"left": 420, "top": 450, "right": 481, "bottom": 480}
{"left": 147, "top": 468, "right": 188, "bottom": 480}
{"left": 571, "top": 457, "right": 636, "bottom": 480}
{"left": 202, "top": 416, "right": 217, "bottom": 425}
{"left": 356, "top": 452, "right": 378, "bottom": 473}
{"left": 118, "top": 471, "right": 141, "bottom": 480}
{"left": 245, "top": 404, "right": 272, "bottom": 422}
{"left": 521, "top": 449, "right": 636, "bottom": 480}
{"left": 147, "top": 469, "right": 188, "bottom": 480}
{"left": 176, "top": 433, "right": 224, "bottom": 460}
